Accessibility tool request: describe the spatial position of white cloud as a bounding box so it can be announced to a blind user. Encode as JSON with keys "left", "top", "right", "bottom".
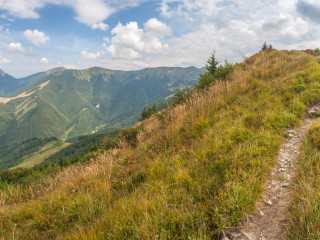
{"left": 0, "top": 0, "right": 44, "bottom": 18}
{"left": 80, "top": 50, "right": 103, "bottom": 59}
{"left": 106, "top": 19, "right": 171, "bottom": 59}
{"left": 0, "top": 57, "right": 10, "bottom": 64}
{"left": 96, "top": 0, "right": 320, "bottom": 71}
{"left": 8, "top": 42, "right": 24, "bottom": 52}
{"left": 144, "top": 18, "right": 172, "bottom": 36}
{"left": 0, "top": 0, "right": 147, "bottom": 25}
{"left": 73, "top": 0, "right": 114, "bottom": 25}
{"left": 40, "top": 57, "right": 48, "bottom": 63}
{"left": 160, "top": 0, "right": 218, "bottom": 20}
{"left": 91, "top": 22, "right": 108, "bottom": 31}
{"left": 23, "top": 29, "right": 50, "bottom": 46}
{"left": 3, "top": 0, "right": 320, "bottom": 76}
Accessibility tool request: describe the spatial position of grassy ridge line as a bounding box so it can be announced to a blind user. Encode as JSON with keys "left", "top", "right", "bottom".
{"left": 0, "top": 50, "right": 320, "bottom": 239}
{"left": 289, "top": 121, "right": 320, "bottom": 239}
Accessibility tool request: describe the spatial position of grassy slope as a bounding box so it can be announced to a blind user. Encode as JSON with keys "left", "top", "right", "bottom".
{"left": 289, "top": 121, "right": 320, "bottom": 239}
{"left": 0, "top": 50, "right": 320, "bottom": 239}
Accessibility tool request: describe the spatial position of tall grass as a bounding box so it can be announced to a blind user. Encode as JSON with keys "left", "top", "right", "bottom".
{"left": 1, "top": 50, "right": 320, "bottom": 239}
{"left": 289, "top": 121, "right": 320, "bottom": 239}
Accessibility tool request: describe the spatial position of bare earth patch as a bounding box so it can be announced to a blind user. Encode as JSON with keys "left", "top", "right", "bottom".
{"left": 223, "top": 105, "right": 320, "bottom": 240}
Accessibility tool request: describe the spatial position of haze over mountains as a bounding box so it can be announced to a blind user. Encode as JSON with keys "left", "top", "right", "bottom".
{"left": 0, "top": 66, "right": 203, "bottom": 149}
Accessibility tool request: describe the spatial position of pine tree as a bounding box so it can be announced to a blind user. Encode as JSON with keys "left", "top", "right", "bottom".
{"left": 261, "top": 41, "right": 268, "bottom": 51}
{"left": 151, "top": 103, "right": 157, "bottom": 114}
{"left": 140, "top": 106, "right": 148, "bottom": 120}
{"left": 206, "top": 51, "right": 219, "bottom": 75}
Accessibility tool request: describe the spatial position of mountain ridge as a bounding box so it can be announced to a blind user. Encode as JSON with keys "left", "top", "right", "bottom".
{"left": 0, "top": 65, "right": 204, "bottom": 150}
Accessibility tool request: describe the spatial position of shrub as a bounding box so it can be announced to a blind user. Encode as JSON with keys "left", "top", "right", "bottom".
{"left": 309, "top": 122, "right": 320, "bottom": 148}
{"left": 118, "top": 127, "right": 139, "bottom": 147}
{"left": 140, "top": 104, "right": 158, "bottom": 121}
{"left": 314, "top": 48, "right": 320, "bottom": 56}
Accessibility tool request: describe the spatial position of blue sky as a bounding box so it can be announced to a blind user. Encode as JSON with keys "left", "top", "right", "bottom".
{"left": 0, "top": 0, "right": 319, "bottom": 77}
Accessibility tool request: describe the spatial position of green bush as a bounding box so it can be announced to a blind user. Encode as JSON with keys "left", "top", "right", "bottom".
{"left": 290, "top": 100, "right": 306, "bottom": 118}
{"left": 309, "top": 122, "right": 320, "bottom": 148}
{"left": 118, "top": 127, "right": 139, "bottom": 147}
{"left": 314, "top": 48, "right": 320, "bottom": 56}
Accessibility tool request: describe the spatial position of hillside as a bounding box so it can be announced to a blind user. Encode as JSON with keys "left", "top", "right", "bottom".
{"left": 0, "top": 50, "right": 320, "bottom": 239}
{"left": 0, "top": 66, "right": 203, "bottom": 148}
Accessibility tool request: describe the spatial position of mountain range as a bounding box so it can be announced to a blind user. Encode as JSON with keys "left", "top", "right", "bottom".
{"left": 0, "top": 66, "right": 204, "bottom": 149}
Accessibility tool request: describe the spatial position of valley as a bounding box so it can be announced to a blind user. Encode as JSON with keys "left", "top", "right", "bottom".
{"left": 0, "top": 66, "right": 203, "bottom": 168}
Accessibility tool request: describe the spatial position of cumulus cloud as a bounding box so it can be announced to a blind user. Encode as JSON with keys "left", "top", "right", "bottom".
{"left": 0, "top": 0, "right": 44, "bottom": 18}
{"left": 40, "top": 57, "right": 48, "bottom": 63}
{"left": 144, "top": 18, "right": 172, "bottom": 36}
{"left": 0, "top": 0, "right": 147, "bottom": 25}
{"left": 80, "top": 50, "right": 103, "bottom": 59}
{"left": 0, "top": 58, "right": 10, "bottom": 64}
{"left": 106, "top": 19, "right": 171, "bottom": 59}
{"left": 73, "top": 0, "right": 113, "bottom": 25}
{"left": 8, "top": 42, "right": 24, "bottom": 52}
{"left": 91, "top": 22, "right": 108, "bottom": 31}
{"left": 97, "top": 0, "right": 320, "bottom": 71}
{"left": 23, "top": 29, "right": 50, "bottom": 46}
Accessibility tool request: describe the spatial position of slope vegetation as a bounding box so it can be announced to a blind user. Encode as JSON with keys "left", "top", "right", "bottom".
{"left": 0, "top": 50, "right": 320, "bottom": 239}
{"left": 289, "top": 120, "right": 320, "bottom": 239}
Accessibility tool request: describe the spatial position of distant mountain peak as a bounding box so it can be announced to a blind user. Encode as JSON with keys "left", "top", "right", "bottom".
{"left": 45, "top": 67, "right": 66, "bottom": 75}
{"left": 0, "top": 69, "right": 6, "bottom": 76}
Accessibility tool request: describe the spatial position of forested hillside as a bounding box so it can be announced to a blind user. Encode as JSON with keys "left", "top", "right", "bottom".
{"left": 0, "top": 66, "right": 203, "bottom": 147}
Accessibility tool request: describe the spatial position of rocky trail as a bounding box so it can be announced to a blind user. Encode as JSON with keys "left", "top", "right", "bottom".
{"left": 223, "top": 105, "right": 320, "bottom": 240}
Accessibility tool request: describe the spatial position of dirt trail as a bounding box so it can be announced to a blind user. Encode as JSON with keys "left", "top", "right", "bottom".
{"left": 223, "top": 105, "right": 320, "bottom": 240}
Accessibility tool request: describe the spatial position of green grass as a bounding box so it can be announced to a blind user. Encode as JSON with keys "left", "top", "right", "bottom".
{"left": 0, "top": 50, "right": 320, "bottom": 239}
{"left": 288, "top": 121, "right": 320, "bottom": 239}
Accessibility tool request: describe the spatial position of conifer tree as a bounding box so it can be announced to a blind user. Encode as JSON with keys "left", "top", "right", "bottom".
{"left": 151, "top": 103, "right": 157, "bottom": 113}
{"left": 140, "top": 106, "right": 148, "bottom": 120}
{"left": 261, "top": 41, "right": 268, "bottom": 51}
{"left": 206, "top": 51, "right": 219, "bottom": 75}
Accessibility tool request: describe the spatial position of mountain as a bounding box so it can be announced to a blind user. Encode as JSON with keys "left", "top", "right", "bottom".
{"left": 0, "top": 67, "right": 68, "bottom": 98}
{"left": 0, "top": 66, "right": 204, "bottom": 147}
{"left": 0, "top": 50, "right": 319, "bottom": 239}
{"left": 0, "top": 70, "right": 19, "bottom": 97}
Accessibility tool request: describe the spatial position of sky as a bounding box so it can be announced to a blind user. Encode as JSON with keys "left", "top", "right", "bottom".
{"left": 0, "top": 0, "right": 319, "bottom": 77}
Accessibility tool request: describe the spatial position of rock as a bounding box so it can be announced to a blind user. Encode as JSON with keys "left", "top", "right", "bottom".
{"left": 265, "top": 200, "right": 272, "bottom": 206}
{"left": 281, "top": 183, "right": 289, "bottom": 187}
{"left": 308, "top": 109, "right": 320, "bottom": 117}
{"left": 260, "top": 210, "right": 265, "bottom": 216}
{"left": 286, "top": 130, "right": 297, "bottom": 136}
